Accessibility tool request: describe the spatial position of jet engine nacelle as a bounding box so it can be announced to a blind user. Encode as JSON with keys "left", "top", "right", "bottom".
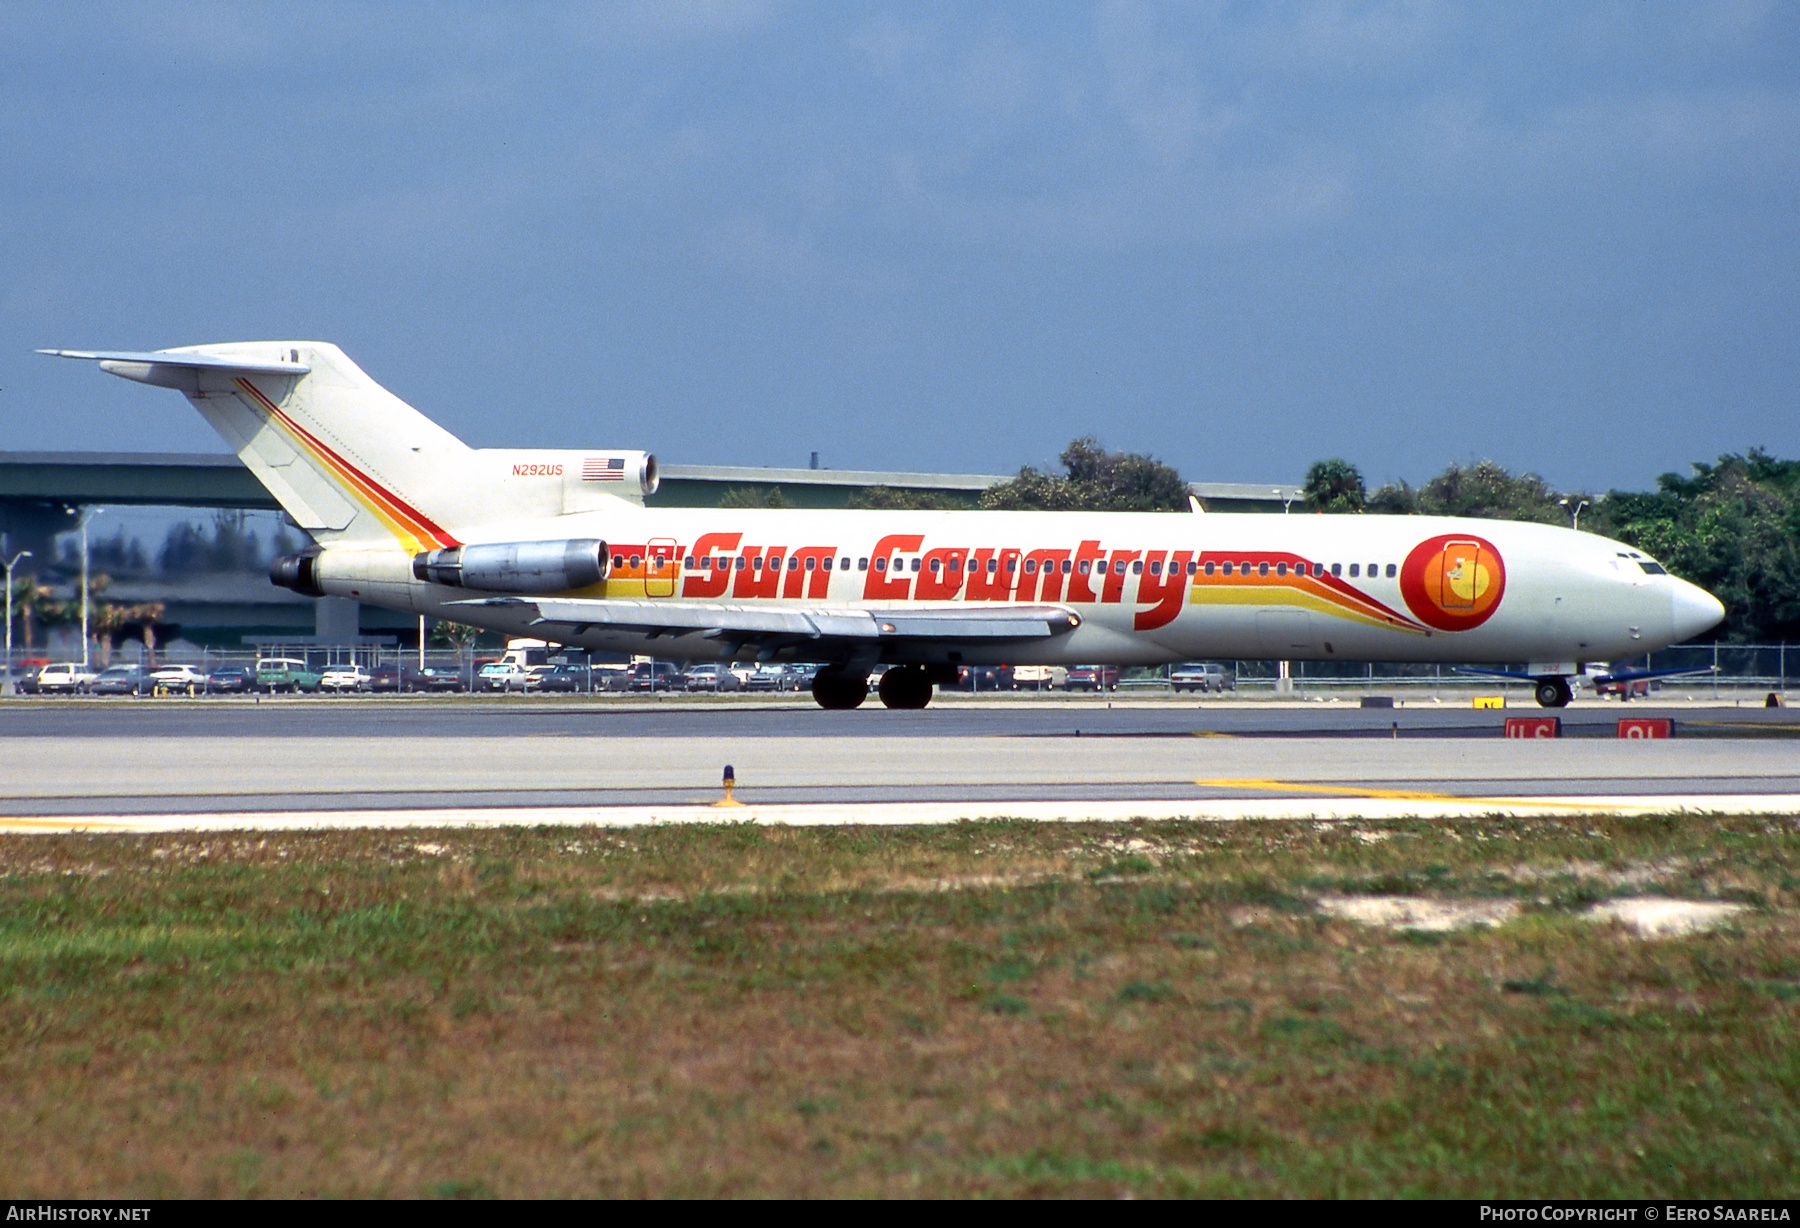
{"left": 270, "top": 549, "right": 325, "bottom": 597}
{"left": 412, "top": 539, "right": 610, "bottom": 593}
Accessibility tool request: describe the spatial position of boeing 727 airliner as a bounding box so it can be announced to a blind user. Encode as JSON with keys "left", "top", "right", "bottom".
{"left": 41, "top": 342, "right": 1725, "bottom": 710}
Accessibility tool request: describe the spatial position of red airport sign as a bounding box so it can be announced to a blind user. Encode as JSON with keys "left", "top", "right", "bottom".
{"left": 1504, "top": 717, "right": 1562, "bottom": 739}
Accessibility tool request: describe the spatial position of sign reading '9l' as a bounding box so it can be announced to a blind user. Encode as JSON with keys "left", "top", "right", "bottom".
{"left": 1400, "top": 534, "right": 1506, "bottom": 632}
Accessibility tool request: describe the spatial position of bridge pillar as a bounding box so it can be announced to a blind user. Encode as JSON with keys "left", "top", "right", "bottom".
{"left": 315, "top": 596, "right": 360, "bottom": 642}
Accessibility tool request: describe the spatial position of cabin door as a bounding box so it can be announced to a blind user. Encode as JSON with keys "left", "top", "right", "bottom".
{"left": 645, "top": 538, "right": 678, "bottom": 598}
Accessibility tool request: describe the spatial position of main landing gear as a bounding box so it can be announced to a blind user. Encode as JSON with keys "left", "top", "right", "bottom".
{"left": 877, "top": 666, "right": 933, "bottom": 710}
{"left": 810, "top": 668, "right": 868, "bottom": 710}
{"left": 1534, "top": 677, "right": 1573, "bottom": 708}
{"left": 810, "top": 664, "right": 958, "bottom": 711}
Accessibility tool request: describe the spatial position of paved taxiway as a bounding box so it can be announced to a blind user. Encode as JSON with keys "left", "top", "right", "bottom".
{"left": 3, "top": 699, "right": 1797, "bottom": 831}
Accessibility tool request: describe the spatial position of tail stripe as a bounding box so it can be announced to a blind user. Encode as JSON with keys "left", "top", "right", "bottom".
{"left": 235, "top": 378, "right": 459, "bottom": 549}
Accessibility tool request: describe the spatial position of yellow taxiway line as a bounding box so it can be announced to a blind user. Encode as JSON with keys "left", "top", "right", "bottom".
{"left": 1192, "top": 778, "right": 1604, "bottom": 810}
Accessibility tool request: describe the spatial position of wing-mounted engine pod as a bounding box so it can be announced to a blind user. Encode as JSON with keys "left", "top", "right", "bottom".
{"left": 270, "top": 549, "right": 325, "bottom": 598}
{"left": 412, "top": 539, "right": 610, "bottom": 593}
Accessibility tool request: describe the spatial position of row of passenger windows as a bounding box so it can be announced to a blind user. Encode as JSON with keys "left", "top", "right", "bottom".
{"left": 612, "top": 552, "right": 1400, "bottom": 579}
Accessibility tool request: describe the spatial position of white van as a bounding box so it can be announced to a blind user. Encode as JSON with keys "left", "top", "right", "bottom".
{"left": 1011, "top": 665, "right": 1069, "bottom": 691}
{"left": 34, "top": 662, "right": 98, "bottom": 694}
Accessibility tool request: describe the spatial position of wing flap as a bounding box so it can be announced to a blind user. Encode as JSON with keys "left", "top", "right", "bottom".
{"left": 454, "top": 598, "right": 1078, "bottom": 646}
{"left": 526, "top": 598, "right": 870, "bottom": 640}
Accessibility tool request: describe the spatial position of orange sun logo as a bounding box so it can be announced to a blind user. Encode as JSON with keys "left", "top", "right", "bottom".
{"left": 1399, "top": 534, "right": 1506, "bottom": 631}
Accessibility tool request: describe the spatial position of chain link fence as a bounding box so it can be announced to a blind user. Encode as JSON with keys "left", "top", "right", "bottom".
{"left": 2, "top": 642, "right": 1793, "bottom": 698}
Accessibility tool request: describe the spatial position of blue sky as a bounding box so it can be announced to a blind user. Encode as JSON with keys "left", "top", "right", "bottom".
{"left": 3, "top": 1, "right": 1796, "bottom": 493}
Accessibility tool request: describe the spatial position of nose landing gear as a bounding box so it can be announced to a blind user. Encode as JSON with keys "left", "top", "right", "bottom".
{"left": 1534, "top": 677, "right": 1573, "bottom": 708}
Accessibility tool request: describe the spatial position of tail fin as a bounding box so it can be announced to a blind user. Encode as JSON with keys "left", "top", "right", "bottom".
{"left": 42, "top": 342, "right": 471, "bottom": 550}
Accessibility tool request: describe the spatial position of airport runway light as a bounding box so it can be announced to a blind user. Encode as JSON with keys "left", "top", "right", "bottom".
{"left": 3, "top": 546, "right": 33, "bottom": 697}
{"left": 712, "top": 764, "right": 743, "bottom": 808}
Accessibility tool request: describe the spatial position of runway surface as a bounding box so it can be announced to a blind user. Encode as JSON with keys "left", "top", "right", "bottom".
{"left": 3, "top": 698, "right": 1797, "bottom": 831}
{"left": 5, "top": 697, "right": 1798, "bottom": 740}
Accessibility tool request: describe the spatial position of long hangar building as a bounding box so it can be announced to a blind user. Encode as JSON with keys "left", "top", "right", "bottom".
{"left": 0, "top": 451, "right": 1300, "bottom": 648}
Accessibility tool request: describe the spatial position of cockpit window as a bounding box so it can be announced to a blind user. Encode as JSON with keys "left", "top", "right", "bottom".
{"left": 1637, "top": 560, "right": 1668, "bottom": 575}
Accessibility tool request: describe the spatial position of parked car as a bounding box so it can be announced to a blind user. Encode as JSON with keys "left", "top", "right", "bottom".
{"left": 1011, "top": 665, "right": 1068, "bottom": 691}
{"left": 628, "top": 660, "right": 683, "bottom": 692}
{"left": 89, "top": 664, "right": 150, "bottom": 696}
{"left": 33, "top": 662, "right": 98, "bottom": 694}
{"left": 1065, "top": 665, "right": 1120, "bottom": 692}
{"left": 256, "top": 657, "right": 323, "bottom": 693}
{"left": 149, "top": 664, "right": 209, "bottom": 694}
{"left": 206, "top": 665, "right": 256, "bottom": 694}
{"left": 477, "top": 661, "right": 535, "bottom": 692}
{"left": 683, "top": 663, "right": 742, "bottom": 692}
{"left": 1170, "top": 663, "right": 1235, "bottom": 693}
{"left": 414, "top": 666, "right": 468, "bottom": 693}
{"left": 11, "top": 664, "right": 45, "bottom": 694}
{"left": 953, "top": 665, "right": 1014, "bottom": 691}
{"left": 1592, "top": 663, "right": 1653, "bottom": 700}
{"left": 744, "top": 664, "right": 797, "bottom": 692}
{"left": 319, "top": 664, "right": 371, "bottom": 692}
{"left": 533, "top": 664, "right": 590, "bottom": 693}
{"left": 590, "top": 664, "right": 632, "bottom": 692}
{"left": 369, "top": 664, "right": 411, "bottom": 693}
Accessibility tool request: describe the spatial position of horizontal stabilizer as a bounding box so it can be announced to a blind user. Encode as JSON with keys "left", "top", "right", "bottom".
{"left": 38, "top": 348, "right": 310, "bottom": 376}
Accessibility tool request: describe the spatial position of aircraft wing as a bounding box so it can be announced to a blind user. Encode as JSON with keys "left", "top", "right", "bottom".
{"left": 451, "top": 597, "right": 1080, "bottom": 655}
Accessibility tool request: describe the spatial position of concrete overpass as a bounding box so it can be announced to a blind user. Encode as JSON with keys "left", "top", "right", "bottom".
{"left": 0, "top": 450, "right": 1300, "bottom": 548}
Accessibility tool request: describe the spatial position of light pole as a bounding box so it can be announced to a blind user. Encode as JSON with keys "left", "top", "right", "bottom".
{"left": 1559, "top": 497, "right": 1589, "bottom": 531}
{"left": 80, "top": 508, "right": 103, "bottom": 666}
{"left": 4, "top": 545, "right": 33, "bottom": 697}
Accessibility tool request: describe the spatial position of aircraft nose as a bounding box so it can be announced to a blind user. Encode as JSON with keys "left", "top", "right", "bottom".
{"left": 1670, "top": 580, "right": 1725, "bottom": 643}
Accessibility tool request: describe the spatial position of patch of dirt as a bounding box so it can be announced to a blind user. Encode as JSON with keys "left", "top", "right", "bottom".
{"left": 1580, "top": 897, "right": 1747, "bottom": 937}
{"left": 1316, "top": 895, "right": 1521, "bottom": 932}
{"left": 1504, "top": 859, "right": 1689, "bottom": 888}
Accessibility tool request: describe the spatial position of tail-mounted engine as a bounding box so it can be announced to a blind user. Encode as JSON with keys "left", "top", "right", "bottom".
{"left": 411, "top": 539, "right": 610, "bottom": 593}
{"left": 270, "top": 549, "right": 325, "bottom": 597}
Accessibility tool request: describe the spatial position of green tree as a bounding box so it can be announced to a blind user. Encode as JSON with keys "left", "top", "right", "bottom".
{"left": 979, "top": 437, "right": 1187, "bottom": 512}
{"left": 716, "top": 486, "right": 795, "bottom": 509}
{"left": 1598, "top": 449, "right": 1800, "bottom": 642}
{"left": 1302, "top": 459, "right": 1366, "bottom": 513}
{"left": 846, "top": 486, "right": 974, "bottom": 510}
{"left": 1367, "top": 460, "right": 1577, "bottom": 525}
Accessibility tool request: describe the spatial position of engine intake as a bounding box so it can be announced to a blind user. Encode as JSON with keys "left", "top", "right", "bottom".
{"left": 412, "top": 539, "right": 609, "bottom": 593}
{"left": 270, "top": 550, "right": 325, "bottom": 597}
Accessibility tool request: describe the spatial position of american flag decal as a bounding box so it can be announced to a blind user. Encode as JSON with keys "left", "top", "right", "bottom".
{"left": 582, "top": 456, "right": 626, "bottom": 481}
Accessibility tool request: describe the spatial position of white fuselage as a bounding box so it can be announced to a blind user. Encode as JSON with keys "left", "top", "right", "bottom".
{"left": 310, "top": 506, "right": 1717, "bottom": 669}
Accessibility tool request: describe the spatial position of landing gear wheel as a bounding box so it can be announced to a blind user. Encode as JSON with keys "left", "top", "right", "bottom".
{"left": 878, "top": 665, "right": 933, "bottom": 710}
{"left": 1534, "top": 677, "right": 1573, "bottom": 708}
{"left": 811, "top": 668, "right": 868, "bottom": 711}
